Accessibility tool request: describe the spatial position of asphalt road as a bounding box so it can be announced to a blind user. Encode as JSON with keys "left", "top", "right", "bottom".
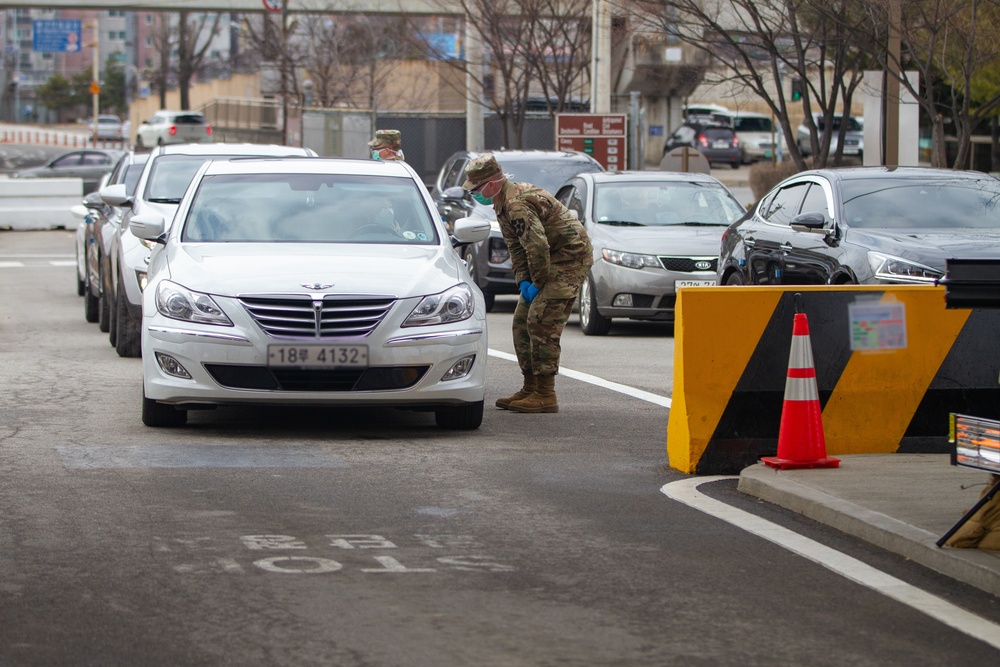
{"left": 2, "top": 230, "right": 999, "bottom": 665}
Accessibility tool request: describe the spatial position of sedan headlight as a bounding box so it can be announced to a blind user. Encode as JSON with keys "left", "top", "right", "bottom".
{"left": 867, "top": 251, "right": 942, "bottom": 283}
{"left": 155, "top": 280, "right": 233, "bottom": 325}
{"left": 403, "top": 284, "right": 475, "bottom": 327}
{"left": 602, "top": 248, "right": 660, "bottom": 270}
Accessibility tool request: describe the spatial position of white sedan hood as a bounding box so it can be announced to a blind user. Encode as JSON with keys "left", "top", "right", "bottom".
{"left": 162, "top": 243, "right": 462, "bottom": 299}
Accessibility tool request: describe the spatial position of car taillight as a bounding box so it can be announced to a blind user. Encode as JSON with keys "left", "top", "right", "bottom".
{"left": 168, "top": 125, "right": 177, "bottom": 136}
{"left": 732, "top": 135, "right": 739, "bottom": 147}
{"left": 205, "top": 125, "right": 213, "bottom": 136}
{"left": 698, "top": 134, "right": 709, "bottom": 147}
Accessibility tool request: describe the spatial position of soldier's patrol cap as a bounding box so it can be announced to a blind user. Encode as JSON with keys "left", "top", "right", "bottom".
{"left": 368, "top": 129, "right": 401, "bottom": 149}
{"left": 462, "top": 153, "right": 504, "bottom": 190}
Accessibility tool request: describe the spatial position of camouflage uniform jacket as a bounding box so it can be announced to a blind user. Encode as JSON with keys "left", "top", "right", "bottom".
{"left": 493, "top": 181, "right": 593, "bottom": 298}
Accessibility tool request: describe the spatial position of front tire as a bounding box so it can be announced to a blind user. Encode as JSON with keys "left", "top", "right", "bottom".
{"left": 435, "top": 400, "right": 484, "bottom": 430}
{"left": 725, "top": 272, "right": 746, "bottom": 286}
{"left": 579, "top": 277, "right": 612, "bottom": 336}
{"left": 97, "top": 267, "right": 111, "bottom": 333}
{"left": 84, "top": 276, "right": 99, "bottom": 323}
{"left": 142, "top": 391, "right": 187, "bottom": 427}
{"left": 115, "top": 275, "right": 141, "bottom": 358}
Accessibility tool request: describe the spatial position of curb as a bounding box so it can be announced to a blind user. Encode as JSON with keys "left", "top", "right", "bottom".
{"left": 738, "top": 466, "right": 1000, "bottom": 597}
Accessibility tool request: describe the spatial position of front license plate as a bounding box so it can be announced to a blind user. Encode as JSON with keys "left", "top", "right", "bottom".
{"left": 267, "top": 344, "right": 369, "bottom": 368}
{"left": 676, "top": 280, "right": 716, "bottom": 288}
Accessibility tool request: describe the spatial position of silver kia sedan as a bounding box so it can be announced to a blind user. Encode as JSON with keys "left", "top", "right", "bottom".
{"left": 555, "top": 171, "right": 746, "bottom": 335}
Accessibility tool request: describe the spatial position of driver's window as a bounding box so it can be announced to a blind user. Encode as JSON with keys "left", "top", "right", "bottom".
{"left": 443, "top": 160, "right": 467, "bottom": 190}
{"left": 52, "top": 155, "right": 80, "bottom": 168}
{"left": 799, "top": 183, "right": 830, "bottom": 221}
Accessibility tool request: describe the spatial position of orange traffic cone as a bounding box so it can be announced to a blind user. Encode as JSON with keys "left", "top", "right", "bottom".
{"left": 762, "top": 312, "right": 840, "bottom": 470}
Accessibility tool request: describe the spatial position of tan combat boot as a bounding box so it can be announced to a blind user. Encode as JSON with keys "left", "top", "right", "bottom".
{"left": 495, "top": 374, "right": 537, "bottom": 410}
{"left": 508, "top": 375, "right": 558, "bottom": 413}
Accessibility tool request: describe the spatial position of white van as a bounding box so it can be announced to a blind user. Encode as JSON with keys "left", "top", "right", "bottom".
{"left": 730, "top": 112, "right": 783, "bottom": 164}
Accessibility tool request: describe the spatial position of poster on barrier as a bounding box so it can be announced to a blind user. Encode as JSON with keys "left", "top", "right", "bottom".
{"left": 848, "top": 300, "right": 907, "bottom": 351}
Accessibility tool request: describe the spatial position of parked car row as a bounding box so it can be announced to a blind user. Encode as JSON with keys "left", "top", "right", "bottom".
{"left": 71, "top": 143, "right": 491, "bottom": 431}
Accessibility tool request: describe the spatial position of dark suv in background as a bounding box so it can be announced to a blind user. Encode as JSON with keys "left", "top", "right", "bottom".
{"left": 431, "top": 150, "right": 604, "bottom": 310}
{"left": 662, "top": 122, "right": 741, "bottom": 169}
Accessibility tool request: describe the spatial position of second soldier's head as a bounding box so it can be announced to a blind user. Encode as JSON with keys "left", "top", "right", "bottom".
{"left": 462, "top": 153, "right": 506, "bottom": 206}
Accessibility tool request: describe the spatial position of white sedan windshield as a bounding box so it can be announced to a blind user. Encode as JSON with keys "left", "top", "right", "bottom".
{"left": 181, "top": 173, "right": 439, "bottom": 244}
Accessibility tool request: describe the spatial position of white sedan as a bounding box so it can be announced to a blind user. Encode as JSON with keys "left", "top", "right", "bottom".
{"left": 130, "top": 157, "right": 491, "bottom": 429}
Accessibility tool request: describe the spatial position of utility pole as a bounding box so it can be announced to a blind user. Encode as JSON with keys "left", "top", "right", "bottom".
{"left": 884, "top": 0, "right": 900, "bottom": 166}
{"left": 590, "top": 0, "right": 611, "bottom": 113}
{"left": 90, "top": 20, "right": 100, "bottom": 144}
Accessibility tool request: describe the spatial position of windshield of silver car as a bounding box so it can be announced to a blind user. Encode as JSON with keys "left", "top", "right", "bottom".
{"left": 181, "top": 173, "right": 440, "bottom": 244}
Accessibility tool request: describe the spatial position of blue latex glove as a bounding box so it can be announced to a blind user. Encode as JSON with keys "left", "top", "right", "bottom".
{"left": 521, "top": 282, "right": 540, "bottom": 304}
{"left": 518, "top": 280, "right": 532, "bottom": 301}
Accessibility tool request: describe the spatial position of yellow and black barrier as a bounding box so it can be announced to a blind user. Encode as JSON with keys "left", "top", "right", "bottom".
{"left": 667, "top": 286, "right": 1000, "bottom": 475}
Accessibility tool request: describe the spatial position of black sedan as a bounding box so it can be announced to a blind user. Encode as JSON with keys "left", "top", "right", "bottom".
{"left": 717, "top": 167, "right": 1000, "bottom": 286}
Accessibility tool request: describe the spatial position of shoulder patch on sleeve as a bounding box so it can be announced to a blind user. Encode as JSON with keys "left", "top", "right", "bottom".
{"left": 511, "top": 215, "right": 527, "bottom": 238}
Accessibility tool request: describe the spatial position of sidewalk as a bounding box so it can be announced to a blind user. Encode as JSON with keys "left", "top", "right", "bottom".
{"left": 738, "top": 454, "right": 1000, "bottom": 597}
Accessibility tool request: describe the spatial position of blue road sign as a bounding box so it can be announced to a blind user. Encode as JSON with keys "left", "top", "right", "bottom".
{"left": 32, "top": 19, "right": 82, "bottom": 54}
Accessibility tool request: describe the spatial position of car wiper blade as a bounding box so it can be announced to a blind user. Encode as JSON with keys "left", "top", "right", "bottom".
{"left": 598, "top": 220, "right": 645, "bottom": 226}
{"left": 676, "top": 221, "right": 728, "bottom": 226}
{"left": 146, "top": 197, "right": 182, "bottom": 204}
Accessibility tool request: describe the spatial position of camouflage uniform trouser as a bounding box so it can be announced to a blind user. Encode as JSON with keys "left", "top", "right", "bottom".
{"left": 511, "top": 263, "right": 589, "bottom": 377}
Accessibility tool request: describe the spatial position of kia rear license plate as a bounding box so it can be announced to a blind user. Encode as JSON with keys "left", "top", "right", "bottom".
{"left": 676, "top": 280, "right": 716, "bottom": 288}
{"left": 713, "top": 140, "right": 729, "bottom": 149}
{"left": 268, "top": 344, "right": 368, "bottom": 368}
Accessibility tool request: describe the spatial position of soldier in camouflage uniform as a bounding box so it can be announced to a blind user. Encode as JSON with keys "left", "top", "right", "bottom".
{"left": 368, "top": 129, "right": 405, "bottom": 161}
{"left": 463, "top": 153, "right": 593, "bottom": 413}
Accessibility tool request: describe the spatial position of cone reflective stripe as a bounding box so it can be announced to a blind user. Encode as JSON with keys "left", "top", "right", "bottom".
{"left": 762, "top": 312, "right": 840, "bottom": 470}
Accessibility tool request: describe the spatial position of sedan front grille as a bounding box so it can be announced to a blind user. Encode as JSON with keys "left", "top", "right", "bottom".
{"left": 659, "top": 257, "right": 718, "bottom": 273}
{"left": 239, "top": 295, "right": 396, "bottom": 339}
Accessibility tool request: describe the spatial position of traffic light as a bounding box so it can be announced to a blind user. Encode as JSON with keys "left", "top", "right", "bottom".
{"left": 791, "top": 78, "right": 803, "bottom": 102}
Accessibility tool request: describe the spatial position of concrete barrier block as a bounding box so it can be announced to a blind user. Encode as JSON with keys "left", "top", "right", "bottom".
{"left": 668, "top": 286, "right": 1000, "bottom": 475}
{"left": 0, "top": 177, "right": 83, "bottom": 230}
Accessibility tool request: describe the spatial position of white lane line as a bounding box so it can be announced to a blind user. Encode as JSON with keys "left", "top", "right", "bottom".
{"left": 49, "top": 261, "right": 76, "bottom": 267}
{"left": 487, "top": 348, "right": 671, "bottom": 407}
{"left": 662, "top": 477, "right": 1000, "bottom": 652}
{"left": 0, "top": 261, "right": 25, "bottom": 268}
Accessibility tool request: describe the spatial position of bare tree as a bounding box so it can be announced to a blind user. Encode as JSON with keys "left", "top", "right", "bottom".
{"left": 624, "top": 0, "right": 874, "bottom": 168}
{"left": 150, "top": 13, "right": 174, "bottom": 109}
{"left": 175, "top": 12, "right": 223, "bottom": 110}
{"left": 407, "top": 0, "right": 591, "bottom": 147}
{"left": 863, "top": 0, "right": 1000, "bottom": 168}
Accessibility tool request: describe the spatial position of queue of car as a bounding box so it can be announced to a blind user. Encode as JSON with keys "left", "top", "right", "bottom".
{"left": 68, "top": 141, "right": 493, "bottom": 430}
{"left": 64, "top": 131, "right": 1000, "bottom": 428}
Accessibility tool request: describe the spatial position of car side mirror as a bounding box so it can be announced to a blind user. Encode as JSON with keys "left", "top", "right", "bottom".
{"left": 82, "top": 190, "right": 106, "bottom": 209}
{"left": 130, "top": 212, "right": 167, "bottom": 243}
{"left": 450, "top": 216, "right": 491, "bottom": 247}
{"left": 790, "top": 211, "right": 834, "bottom": 235}
{"left": 443, "top": 186, "right": 468, "bottom": 201}
{"left": 100, "top": 183, "right": 131, "bottom": 208}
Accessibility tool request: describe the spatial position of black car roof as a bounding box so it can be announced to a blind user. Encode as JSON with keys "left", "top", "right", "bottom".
{"left": 800, "top": 166, "right": 991, "bottom": 182}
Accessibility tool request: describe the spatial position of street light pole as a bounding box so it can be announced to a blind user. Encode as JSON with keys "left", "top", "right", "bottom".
{"left": 91, "top": 21, "right": 99, "bottom": 144}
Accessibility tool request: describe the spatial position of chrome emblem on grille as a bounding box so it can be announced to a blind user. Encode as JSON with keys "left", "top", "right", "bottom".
{"left": 694, "top": 261, "right": 711, "bottom": 271}
{"left": 301, "top": 283, "right": 333, "bottom": 290}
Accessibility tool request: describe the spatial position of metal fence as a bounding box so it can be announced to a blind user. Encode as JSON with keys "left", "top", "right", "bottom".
{"left": 204, "top": 98, "right": 561, "bottom": 185}
{"left": 302, "top": 109, "right": 558, "bottom": 185}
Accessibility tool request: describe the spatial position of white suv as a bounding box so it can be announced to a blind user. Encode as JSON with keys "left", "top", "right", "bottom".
{"left": 136, "top": 110, "right": 213, "bottom": 149}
